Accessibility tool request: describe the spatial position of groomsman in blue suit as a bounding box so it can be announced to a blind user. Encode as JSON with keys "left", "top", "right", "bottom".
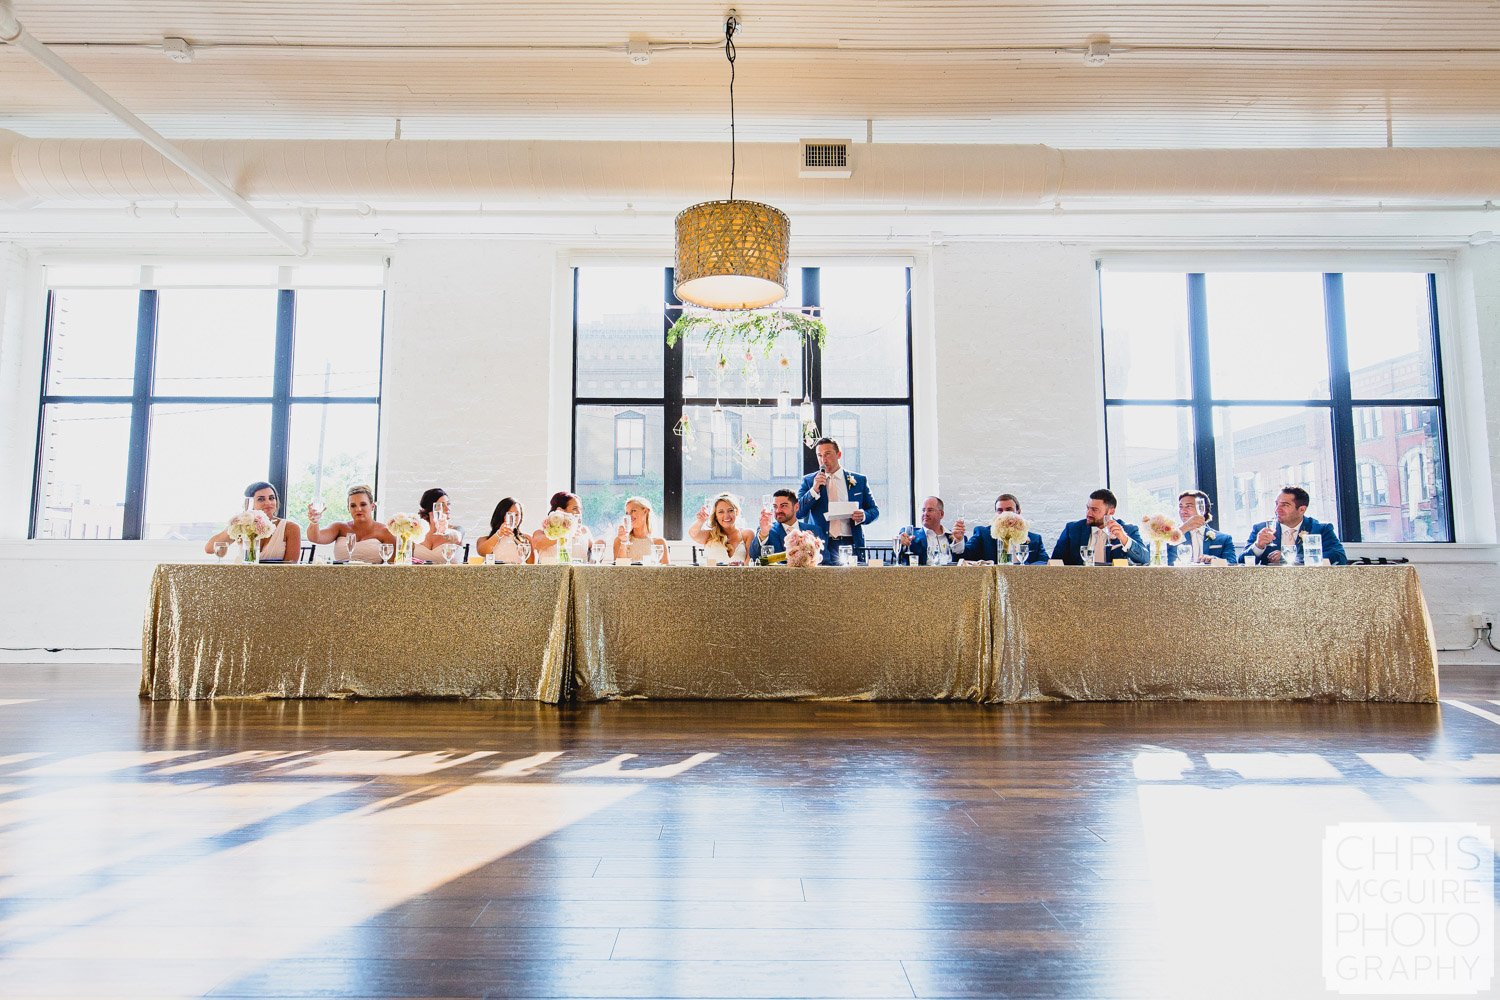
{"left": 797, "top": 437, "right": 880, "bottom": 565}
{"left": 965, "top": 493, "right": 1049, "bottom": 564}
{"left": 1242, "top": 486, "right": 1348, "bottom": 565}
{"left": 895, "top": 496, "right": 967, "bottom": 565}
{"left": 1051, "top": 488, "right": 1150, "bottom": 565}
{"left": 749, "top": 489, "right": 802, "bottom": 561}
{"left": 1168, "top": 489, "right": 1237, "bottom": 564}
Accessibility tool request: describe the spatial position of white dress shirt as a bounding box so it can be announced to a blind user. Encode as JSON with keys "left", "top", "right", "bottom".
{"left": 825, "top": 466, "right": 851, "bottom": 539}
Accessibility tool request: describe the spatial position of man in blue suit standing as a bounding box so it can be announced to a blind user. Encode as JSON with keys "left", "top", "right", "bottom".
{"left": 895, "top": 496, "right": 967, "bottom": 565}
{"left": 1242, "top": 486, "right": 1348, "bottom": 565}
{"left": 749, "top": 489, "right": 802, "bottom": 562}
{"left": 797, "top": 437, "right": 880, "bottom": 565}
{"left": 1051, "top": 488, "right": 1150, "bottom": 565}
{"left": 965, "top": 493, "right": 1048, "bottom": 564}
{"left": 1168, "top": 489, "right": 1237, "bottom": 564}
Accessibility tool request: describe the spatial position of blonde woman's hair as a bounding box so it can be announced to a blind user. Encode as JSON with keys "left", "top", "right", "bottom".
{"left": 347, "top": 484, "right": 375, "bottom": 508}
{"left": 624, "top": 495, "right": 655, "bottom": 537}
{"left": 704, "top": 492, "right": 741, "bottom": 549}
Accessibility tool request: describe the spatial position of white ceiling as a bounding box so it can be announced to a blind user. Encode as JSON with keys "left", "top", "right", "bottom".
{"left": 3, "top": 1, "right": 1500, "bottom": 147}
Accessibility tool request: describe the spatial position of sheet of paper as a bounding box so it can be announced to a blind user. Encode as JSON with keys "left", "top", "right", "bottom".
{"left": 826, "top": 501, "right": 858, "bottom": 520}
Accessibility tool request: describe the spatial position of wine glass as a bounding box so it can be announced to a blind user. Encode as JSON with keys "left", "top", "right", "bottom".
{"left": 309, "top": 498, "right": 327, "bottom": 518}
{"left": 651, "top": 542, "right": 666, "bottom": 565}
{"left": 505, "top": 511, "right": 519, "bottom": 532}
{"left": 1079, "top": 545, "right": 1095, "bottom": 568}
{"left": 1014, "top": 542, "right": 1029, "bottom": 565}
{"left": 591, "top": 539, "right": 607, "bottom": 564}
{"left": 439, "top": 542, "right": 457, "bottom": 564}
{"left": 379, "top": 543, "right": 394, "bottom": 564}
{"left": 213, "top": 541, "right": 229, "bottom": 562}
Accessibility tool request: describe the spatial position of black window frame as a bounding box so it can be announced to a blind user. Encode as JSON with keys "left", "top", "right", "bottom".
{"left": 613, "top": 410, "right": 646, "bottom": 480}
{"left": 572, "top": 264, "right": 916, "bottom": 538}
{"left": 1101, "top": 269, "right": 1454, "bottom": 544}
{"left": 31, "top": 283, "right": 385, "bottom": 540}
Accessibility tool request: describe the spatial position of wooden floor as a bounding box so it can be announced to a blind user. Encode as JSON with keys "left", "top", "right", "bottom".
{"left": 0, "top": 664, "right": 1496, "bottom": 999}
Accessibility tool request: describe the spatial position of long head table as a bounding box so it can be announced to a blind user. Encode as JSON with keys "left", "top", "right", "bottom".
{"left": 140, "top": 563, "right": 1439, "bottom": 703}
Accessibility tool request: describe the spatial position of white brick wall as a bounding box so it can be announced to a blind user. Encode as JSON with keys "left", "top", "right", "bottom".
{"left": 379, "top": 240, "right": 558, "bottom": 537}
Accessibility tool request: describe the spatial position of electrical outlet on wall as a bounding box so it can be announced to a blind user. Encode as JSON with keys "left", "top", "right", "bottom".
{"left": 1466, "top": 613, "right": 1493, "bottom": 630}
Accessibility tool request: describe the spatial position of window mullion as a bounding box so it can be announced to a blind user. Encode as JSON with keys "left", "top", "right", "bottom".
{"left": 268, "top": 289, "right": 295, "bottom": 501}
{"left": 803, "top": 267, "right": 822, "bottom": 476}
{"left": 663, "top": 267, "right": 684, "bottom": 538}
{"left": 1323, "top": 273, "right": 1362, "bottom": 542}
{"left": 1186, "top": 273, "right": 1219, "bottom": 510}
{"left": 121, "top": 289, "right": 158, "bottom": 539}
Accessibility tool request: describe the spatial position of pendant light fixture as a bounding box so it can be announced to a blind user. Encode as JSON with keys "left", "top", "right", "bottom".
{"left": 673, "top": 14, "right": 790, "bottom": 310}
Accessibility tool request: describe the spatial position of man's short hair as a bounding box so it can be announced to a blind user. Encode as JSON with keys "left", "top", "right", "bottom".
{"left": 813, "top": 437, "right": 840, "bottom": 452}
{"left": 995, "top": 492, "right": 1021, "bottom": 513}
{"left": 772, "top": 488, "right": 797, "bottom": 504}
{"left": 1281, "top": 485, "right": 1311, "bottom": 510}
{"left": 923, "top": 495, "right": 944, "bottom": 512}
{"left": 1178, "top": 489, "right": 1213, "bottom": 520}
{"left": 1089, "top": 488, "right": 1118, "bottom": 510}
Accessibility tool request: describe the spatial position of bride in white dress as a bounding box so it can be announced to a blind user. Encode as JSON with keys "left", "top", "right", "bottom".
{"left": 612, "top": 495, "right": 669, "bottom": 564}
{"left": 689, "top": 492, "right": 754, "bottom": 566}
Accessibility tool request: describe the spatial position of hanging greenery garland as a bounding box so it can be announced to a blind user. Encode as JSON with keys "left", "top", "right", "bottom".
{"left": 666, "top": 309, "right": 827, "bottom": 355}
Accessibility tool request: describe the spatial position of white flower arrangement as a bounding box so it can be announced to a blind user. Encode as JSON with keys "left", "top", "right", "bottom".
{"left": 542, "top": 510, "right": 578, "bottom": 541}
{"left": 784, "top": 527, "right": 824, "bottom": 568}
{"left": 386, "top": 513, "right": 427, "bottom": 545}
{"left": 991, "top": 511, "right": 1029, "bottom": 547}
{"left": 1139, "top": 513, "right": 1185, "bottom": 545}
{"left": 226, "top": 510, "right": 273, "bottom": 544}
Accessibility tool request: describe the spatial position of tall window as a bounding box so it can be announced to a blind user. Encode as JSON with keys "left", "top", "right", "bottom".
{"left": 1102, "top": 269, "right": 1451, "bottom": 544}
{"left": 32, "top": 263, "right": 385, "bottom": 540}
{"left": 572, "top": 264, "right": 914, "bottom": 538}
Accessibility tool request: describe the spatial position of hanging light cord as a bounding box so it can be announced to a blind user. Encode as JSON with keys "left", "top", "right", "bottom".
{"left": 725, "top": 14, "right": 738, "bottom": 201}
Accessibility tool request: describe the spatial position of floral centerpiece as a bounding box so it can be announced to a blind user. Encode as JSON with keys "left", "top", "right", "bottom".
{"left": 386, "top": 512, "right": 426, "bottom": 565}
{"left": 1139, "top": 513, "right": 1184, "bottom": 566}
{"left": 991, "top": 511, "right": 1029, "bottom": 564}
{"left": 542, "top": 510, "right": 579, "bottom": 564}
{"left": 784, "top": 527, "right": 824, "bottom": 568}
{"left": 226, "top": 510, "right": 273, "bottom": 564}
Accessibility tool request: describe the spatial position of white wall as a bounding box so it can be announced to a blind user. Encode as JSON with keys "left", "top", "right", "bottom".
{"left": 379, "top": 240, "right": 558, "bottom": 534}
{"left": 2, "top": 232, "right": 1499, "bottom": 665}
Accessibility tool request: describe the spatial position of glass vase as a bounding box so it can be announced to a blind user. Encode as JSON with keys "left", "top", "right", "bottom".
{"left": 242, "top": 538, "right": 259, "bottom": 564}
{"left": 1151, "top": 540, "right": 1168, "bottom": 566}
{"left": 395, "top": 538, "right": 413, "bottom": 565}
{"left": 999, "top": 542, "right": 1013, "bottom": 565}
{"left": 556, "top": 537, "right": 572, "bottom": 564}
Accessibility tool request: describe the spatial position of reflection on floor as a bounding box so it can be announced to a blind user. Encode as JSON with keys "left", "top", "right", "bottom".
{"left": 0, "top": 663, "right": 1496, "bottom": 999}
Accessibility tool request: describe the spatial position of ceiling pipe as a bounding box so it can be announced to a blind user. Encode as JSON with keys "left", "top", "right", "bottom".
{"left": 0, "top": 0, "right": 305, "bottom": 254}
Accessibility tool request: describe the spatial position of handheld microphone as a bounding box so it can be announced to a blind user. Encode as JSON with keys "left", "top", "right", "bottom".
{"left": 812, "top": 461, "right": 828, "bottom": 500}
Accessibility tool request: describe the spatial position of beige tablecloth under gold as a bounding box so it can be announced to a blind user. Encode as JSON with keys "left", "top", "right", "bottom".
{"left": 140, "top": 564, "right": 571, "bottom": 700}
{"left": 140, "top": 563, "right": 1438, "bottom": 703}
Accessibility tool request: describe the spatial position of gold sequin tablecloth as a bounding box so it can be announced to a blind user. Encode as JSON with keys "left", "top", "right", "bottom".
{"left": 140, "top": 563, "right": 1438, "bottom": 703}
{"left": 140, "top": 564, "right": 571, "bottom": 700}
{"left": 569, "top": 565, "right": 997, "bottom": 701}
{"left": 996, "top": 565, "right": 1438, "bottom": 703}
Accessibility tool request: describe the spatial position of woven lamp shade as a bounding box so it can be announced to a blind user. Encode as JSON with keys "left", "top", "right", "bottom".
{"left": 674, "top": 199, "right": 790, "bottom": 309}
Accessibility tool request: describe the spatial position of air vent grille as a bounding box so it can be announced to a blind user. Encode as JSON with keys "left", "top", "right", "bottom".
{"left": 803, "top": 143, "right": 847, "bottom": 169}
{"left": 798, "top": 139, "right": 853, "bottom": 179}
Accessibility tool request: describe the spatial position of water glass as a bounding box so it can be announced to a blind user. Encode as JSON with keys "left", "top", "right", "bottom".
{"left": 1013, "top": 543, "right": 1029, "bottom": 565}
{"left": 652, "top": 543, "right": 666, "bottom": 564}
{"left": 1079, "top": 545, "right": 1097, "bottom": 567}
{"left": 505, "top": 511, "right": 519, "bottom": 531}
{"left": 591, "top": 539, "right": 607, "bottom": 564}
{"left": 379, "top": 543, "right": 394, "bottom": 563}
{"left": 1303, "top": 533, "right": 1324, "bottom": 566}
{"left": 213, "top": 541, "right": 229, "bottom": 562}
{"left": 439, "top": 542, "right": 458, "bottom": 564}
{"left": 836, "top": 546, "right": 853, "bottom": 567}
{"left": 1174, "top": 543, "right": 1194, "bottom": 566}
